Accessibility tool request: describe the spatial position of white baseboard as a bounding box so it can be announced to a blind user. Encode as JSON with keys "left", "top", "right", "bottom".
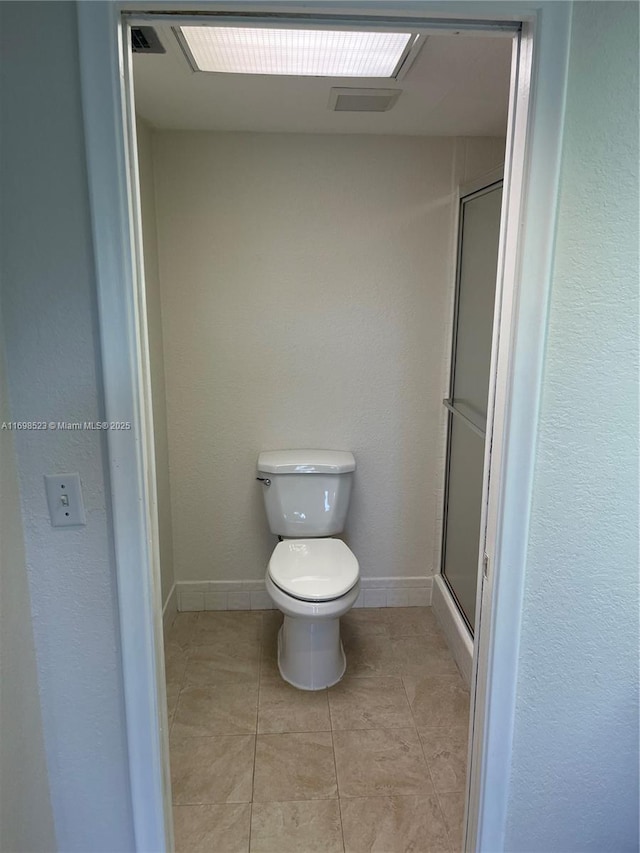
{"left": 176, "top": 576, "right": 433, "bottom": 613}
{"left": 162, "top": 583, "right": 177, "bottom": 632}
{"left": 432, "top": 574, "right": 473, "bottom": 687}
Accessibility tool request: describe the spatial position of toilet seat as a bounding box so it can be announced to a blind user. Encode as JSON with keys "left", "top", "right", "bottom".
{"left": 268, "top": 538, "right": 359, "bottom": 602}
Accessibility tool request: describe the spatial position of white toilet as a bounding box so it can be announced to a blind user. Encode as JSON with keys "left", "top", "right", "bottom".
{"left": 257, "top": 449, "right": 360, "bottom": 690}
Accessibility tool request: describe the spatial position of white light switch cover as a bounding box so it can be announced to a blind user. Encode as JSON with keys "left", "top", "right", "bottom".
{"left": 44, "top": 473, "right": 86, "bottom": 527}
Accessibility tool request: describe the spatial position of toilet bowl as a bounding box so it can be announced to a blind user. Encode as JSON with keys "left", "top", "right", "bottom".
{"left": 266, "top": 538, "right": 360, "bottom": 690}
{"left": 257, "top": 449, "right": 360, "bottom": 691}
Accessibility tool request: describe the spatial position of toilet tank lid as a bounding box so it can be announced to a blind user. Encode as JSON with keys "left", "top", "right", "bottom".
{"left": 257, "top": 449, "right": 355, "bottom": 474}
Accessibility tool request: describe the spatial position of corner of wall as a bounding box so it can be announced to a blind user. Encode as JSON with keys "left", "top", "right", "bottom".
{"left": 136, "top": 116, "right": 176, "bottom": 610}
{"left": 460, "top": 136, "right": 506, "bottom": 186}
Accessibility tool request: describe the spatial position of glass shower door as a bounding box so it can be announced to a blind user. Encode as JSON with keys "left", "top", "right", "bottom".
{"left": 441, "top": 180, "right": 503, "bottom": 633}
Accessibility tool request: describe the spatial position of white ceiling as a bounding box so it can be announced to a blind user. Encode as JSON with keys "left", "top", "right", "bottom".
{"left": 133, "top": 24, "right": 512, "bottom": 136}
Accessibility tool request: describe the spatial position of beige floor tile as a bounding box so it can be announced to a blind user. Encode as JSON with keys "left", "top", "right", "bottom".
{"left": 258, "top": 679, "right": 330, "bottom": 733}
{"left": 166, "top": 612, "right": 198, "bottom": 650}
{"left": 253, "top": 732, "right": 337, "bottom": 802}
{"left": 173, "top": 684, "right": 258, "bottom": 737}
{"left": 392, "top": 635, "right": 460, "bottom": 678}
{"left": 328, "top": 677, "right": 414, "bottom": 730}
{"left": 250, "top": 800, "right": 343, "bottom": 852}
{"left": 166, "top": 607, "right": 468, "bottom": 849}
{"left": 341, "top": 795, "right": 451, "bottom": 852}
{"left": 438, "top": 792, "right": 465, "bottom": 851}
{"left": 262, "top": 611, "right": 284, "bottom": 638}
{"left": 384, "top": 607, "right": 441, "bottom": 639}
{"left": 184, "top": 640, "right": 260, "bottom": 686}
{"left": 341, "top": 608, "right": 389, "bottom": 641}
{"left": 164, "top": 639, "right": 189, "bottom": 686}
{"left": 260, "top": 617, "right": 282, "bottom": 681}
{"left": 333, "top": 728, "right": 434, "bottom": 798}
{"left": 419, "top": 728, "right": 469, "bottom": 794}
{"left": 343, "top": 634, "right": 400, "bottom": 678}
{"left": 194, "top": 611, "right": 263, "bottom": 646}
{"left": 173, "top": 804, "right": 250, "bottom": 853}
{"left": 403, "top": 676, "right": 470, "bottom": 729}
{"left": 166, "top": 680, "right": 181, "bottom": 728}
{"left": 259, "top": 649, "right": 281, "bottom": 681}
{"left": 170, "top": 735, "right": 255, "bottom": 804}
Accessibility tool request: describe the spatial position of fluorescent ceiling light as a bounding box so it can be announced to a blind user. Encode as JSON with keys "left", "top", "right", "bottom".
{"left": 179, "top": 27, "right": 413, "bottom": 77}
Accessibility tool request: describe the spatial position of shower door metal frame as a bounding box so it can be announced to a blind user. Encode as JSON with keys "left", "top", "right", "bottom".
{"left": 441, "top": 172, "right": 503, "bottom": 635}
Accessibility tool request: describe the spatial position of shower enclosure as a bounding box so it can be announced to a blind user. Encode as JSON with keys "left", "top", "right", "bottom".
{"left": 441, "top": 175, "right": 503, "bottom": 633}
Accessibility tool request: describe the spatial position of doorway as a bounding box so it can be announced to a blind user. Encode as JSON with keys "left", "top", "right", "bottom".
{"left": 134, "top": 24, "right": 509, "bottom": 844}
{"left": 77, "top": 4, "right": 572, "bottom": 850}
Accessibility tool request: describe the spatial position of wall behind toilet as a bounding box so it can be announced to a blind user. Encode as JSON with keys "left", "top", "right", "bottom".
{"left": 148, "top": 130, "right": 503, "bottom": 601}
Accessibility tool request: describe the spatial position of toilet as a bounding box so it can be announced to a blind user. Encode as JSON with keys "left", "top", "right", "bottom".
{"left": 257, "top": 449, "right": 360, "bottom": 690}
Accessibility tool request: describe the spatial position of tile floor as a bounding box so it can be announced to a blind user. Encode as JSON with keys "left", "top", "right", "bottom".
{"left": 164, "top": 607, "right": 470, "bottom": 852}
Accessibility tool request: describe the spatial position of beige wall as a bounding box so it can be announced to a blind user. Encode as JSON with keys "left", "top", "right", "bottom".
{"left": 148, "top": 130, "right": 503, "bottom": 586}
{"left": 137, "top": 118, "right": 175, "bottom": 608}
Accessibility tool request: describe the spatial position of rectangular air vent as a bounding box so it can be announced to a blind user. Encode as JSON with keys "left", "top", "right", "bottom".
{"left": 328, "top": 87, "right": 401, "bottom": 113}
{"left": 131, "top": 26, "right": 165, "bottom": 55}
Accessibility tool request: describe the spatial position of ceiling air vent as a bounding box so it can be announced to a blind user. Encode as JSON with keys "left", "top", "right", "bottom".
{"left": 131, "top": 26, "right": 165, "bottom": 55}
{"left": 328, "top": 88, "right": 401, "bottom": 113}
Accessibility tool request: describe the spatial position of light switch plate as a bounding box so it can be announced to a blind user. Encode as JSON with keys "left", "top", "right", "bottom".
{"left": 44, "top": 473, "right": 86, "bottom": 527}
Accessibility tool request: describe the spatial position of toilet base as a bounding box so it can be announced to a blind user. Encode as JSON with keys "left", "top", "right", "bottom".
{"left": 277, "top": 615, "right": 346, "bottom": 691}
{"left": 265, "top": 573, "right": 360, "bottom": 691}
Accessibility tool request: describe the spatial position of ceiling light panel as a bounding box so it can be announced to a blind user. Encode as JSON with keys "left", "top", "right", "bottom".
{"left": 180, "top": 27, "right": 413, "bottom": 77}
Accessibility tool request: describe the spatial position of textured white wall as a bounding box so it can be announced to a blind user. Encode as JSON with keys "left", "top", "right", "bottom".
{"left": 0, "top": 323, "right": 56, "bottom": 852}
{"left": 0, "top": 3, "right": 135, "bottom": 849}
{"left": 151, "top": 131, "right": 503, "bottom": 586}
{"left": 505, "top": 3, "right": 639, "bottom": 849}
{"left": 137, "top": 117, "right": 176, "bottom": 608}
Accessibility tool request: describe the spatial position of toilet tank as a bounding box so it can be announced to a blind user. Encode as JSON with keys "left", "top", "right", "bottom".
{"left": 257, "top": 450, "right": 355, "bottom": 537}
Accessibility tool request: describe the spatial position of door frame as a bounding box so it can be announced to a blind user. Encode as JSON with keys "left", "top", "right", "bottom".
{"left": 76, "top": 3, "right": 571, "bottom": 850}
